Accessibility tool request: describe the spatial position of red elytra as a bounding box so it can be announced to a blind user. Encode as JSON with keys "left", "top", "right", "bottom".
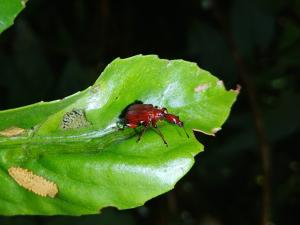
{"left": 122, "top": 103, "right": 189, "bottom": 146}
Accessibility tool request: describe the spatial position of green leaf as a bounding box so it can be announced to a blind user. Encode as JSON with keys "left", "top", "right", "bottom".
{"left": 0, "top": 55, "right": 238, "bottom": 215}
{"left": 0, "top": 0, "right": 25, "bottom": 34}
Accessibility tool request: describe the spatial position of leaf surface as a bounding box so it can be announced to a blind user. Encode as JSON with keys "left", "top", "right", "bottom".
{"left": 0, "top": 55, "right": 238, "bottom": 215}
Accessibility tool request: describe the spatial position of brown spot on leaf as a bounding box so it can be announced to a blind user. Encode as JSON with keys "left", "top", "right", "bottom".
{"left": 8, "top": 167, "right": 58, "bottom": 198}
{"left": 0, "top": 127, "right": 25, "bottom": 137}
{"left": 194, "top": 83, "right": 209, "bottom": 92}
{"left": 232, "top": 84, "right": 242, "bottom": 94}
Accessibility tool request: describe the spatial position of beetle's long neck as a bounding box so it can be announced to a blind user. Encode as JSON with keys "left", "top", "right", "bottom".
{"left": 164, "top": 114, "right": 189, "bottom": 138}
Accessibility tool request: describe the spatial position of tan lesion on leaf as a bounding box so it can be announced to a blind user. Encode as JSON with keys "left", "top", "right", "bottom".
{"left": 8, "top": 167, "right": 58, "bottom": 198}
{"left": 0, "top": 126, "right": 25, "bottom": 137}
{"left": 194, "top": 83, "right": 209, "bottom": 92}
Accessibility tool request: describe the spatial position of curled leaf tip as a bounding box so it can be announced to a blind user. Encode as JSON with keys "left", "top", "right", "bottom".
{"left": 192, "top": 128, "right": 215, "bottom": 136}
{"left": 211, "top": 127, "right": 222, "bottom": 134}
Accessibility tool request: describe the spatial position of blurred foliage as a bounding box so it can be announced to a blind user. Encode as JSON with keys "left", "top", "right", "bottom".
{"left": 0, "top": 0, "right": 299, "bottom": 224}
{"left": 0, "top": 0, "right": 25, "bottom": 34}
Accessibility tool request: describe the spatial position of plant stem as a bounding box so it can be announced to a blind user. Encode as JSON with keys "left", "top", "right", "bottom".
{"left": 213, "top": 9, "right": 272, "bottom": 225}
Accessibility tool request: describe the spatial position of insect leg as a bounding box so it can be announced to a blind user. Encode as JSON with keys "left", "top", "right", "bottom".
{"left": 182, "top": 125, "right": 190, "bottom": 138}
{"left": 136, "top": 124, "right": 149, "bottom": 143}
{"left": 153, "top": 126, "right": 168, "bottom": 147}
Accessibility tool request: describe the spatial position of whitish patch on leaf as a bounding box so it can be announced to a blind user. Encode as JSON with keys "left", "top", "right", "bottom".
{"left": 0, "top": 127, "right": 25, "bottom": 137}
{"left": 194, "top": 83, "right": 209, "bottom": 92}
{"left": 217, "top": 80, "right": 224, "bottom": 86}
{"left": 60, "top": 109, "right": 90, "bottom": 130}
{"left": 8, "top": 167, "right": 58, "bottom": 198}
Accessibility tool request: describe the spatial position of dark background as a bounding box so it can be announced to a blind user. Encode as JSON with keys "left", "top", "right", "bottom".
{"left": 0, "top": 0, "right": 299, "bottom": 224}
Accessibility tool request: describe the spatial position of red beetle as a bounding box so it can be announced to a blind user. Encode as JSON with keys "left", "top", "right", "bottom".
{"left": 119, "top": 103, "right": 189, "bottom": 146}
